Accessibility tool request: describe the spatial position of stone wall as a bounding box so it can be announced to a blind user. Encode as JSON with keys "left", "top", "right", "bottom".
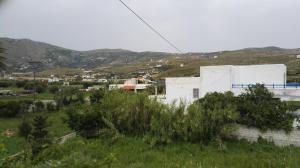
{"left": 233, "top": 125, "right": 300, "bottom": 147}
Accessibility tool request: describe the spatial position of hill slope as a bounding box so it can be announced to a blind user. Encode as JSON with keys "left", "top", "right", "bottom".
{"left": 1, "top": 37, "right": 300, "bottom": 82}
{"left": 0, "top": 37, "right": 175, "bottom": 71}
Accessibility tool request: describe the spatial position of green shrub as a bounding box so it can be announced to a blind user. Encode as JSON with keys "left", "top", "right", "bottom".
{"left": 48, "top": 85, "right": 59, "bottom": 94}
{"left": 90, "top": 89, "right": 105, "bottom": 104}
{"left": 18, "top": 118, "right": 32, "bottom": 139}
{"left": 46, "top": 102, "right": 56, "bottom": 112}
{"left": 237, "top": 84, "right": 296, "bottom": 132}
{"left": 16, "top": 80, "right": 28, "bottom": 88}
{"left": 100, "top": 91, "right": 163, "bottom": 136}
{"left": 54, "top": 88, "right": 82, "bottom": 107}
{"left": 34, "top": 101, "right": 45, "bottom": 112}
{"left": 30, "top": 115, "right": 52, "bottom": 156}
{"left": 0, "top": 100, "right": 32, "bottom": 118}
{"left": 24, "top": 82, "right": 47, "bottom": 93}
{"left": 65, "top": 106, "right": 105, "bottom": 138}
{"left": 186, "top": 92, "right": 239, "bottom": 143}
{"left": 146, "top": 102, "right": 187, "bottom": 146}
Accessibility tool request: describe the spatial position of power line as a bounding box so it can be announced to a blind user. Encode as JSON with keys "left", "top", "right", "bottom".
{"left": 117, "top": 0, "right": 183, "bottom": 53}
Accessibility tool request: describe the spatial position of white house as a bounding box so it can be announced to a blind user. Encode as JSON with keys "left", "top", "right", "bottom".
{"left": 296, "top": 55, "right": 300, "bottom": 59}
{"left": 48, "top": 75, "right": 61, "bottom": 83}
{"left": 164, "top": 64, "right": 300, "bottom": 105}
{"left": 165, "top": 77, "right": 200, "bottom": 105}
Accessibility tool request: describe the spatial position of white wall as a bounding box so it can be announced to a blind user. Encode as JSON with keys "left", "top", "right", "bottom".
{"left": 233, "top": 64, "right": 286, "bottom": 85}
{"left": 199, "top": 64, "right": 286, "bottom": 97}
{"left": 165, "top": 77, "right": 200, "bottom": 105}
{"left": 199, "top": 65, "right": 233, "bottom": 98}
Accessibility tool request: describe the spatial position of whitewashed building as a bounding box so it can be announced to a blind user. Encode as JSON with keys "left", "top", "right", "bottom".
{"left": 164, "top": 64, "right": 300, "bottom": 105}
{"left": 165, "top": 77, "right": 200, "bottom": 105}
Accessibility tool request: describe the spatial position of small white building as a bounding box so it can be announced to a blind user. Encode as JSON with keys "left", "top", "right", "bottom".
{"left": 98, "top": 79, "right": 108, "bottom": 83}
{"left": 164, "top": 64, "right": 300, "bottom": 105}
{"left": 48, "top": 75, "right": 60, "bottom": 83}
{"left": 296, "top": 55, "right": 300, "bottom": 59}
{"left": 165, "top": 77, "right": 200, "bottom": 105}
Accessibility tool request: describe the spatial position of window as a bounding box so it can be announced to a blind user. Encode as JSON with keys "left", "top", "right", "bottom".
{"left": 193, "top": 88, "right": 199, "bottom": 99}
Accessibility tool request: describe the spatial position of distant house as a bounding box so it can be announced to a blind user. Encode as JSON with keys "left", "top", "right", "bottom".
{"left": 86, "top": 85, "right": 104, "bottom": 92}
{"left": 296, "top": 55, "right": 300, "bottom": 59}
{"left": 109, "top": 78, "right": 151, "bottom": 92}
{"left": 48, "top": 75, "right": 60, "bottom": 83}
{"left": 98, "top": 79, "right": 108, "bottom": 83}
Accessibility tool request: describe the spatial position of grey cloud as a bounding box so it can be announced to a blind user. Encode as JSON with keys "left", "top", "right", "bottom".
{"left": 0, "top": 0, "right": 299, "bottom": 53}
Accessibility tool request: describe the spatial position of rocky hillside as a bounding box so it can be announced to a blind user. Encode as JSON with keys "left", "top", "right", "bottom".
{"left": 0, "top": 37, "right": 176, "bottom": 71}
{"left": 1, "top": 37, "right": 300, "bottom": 76}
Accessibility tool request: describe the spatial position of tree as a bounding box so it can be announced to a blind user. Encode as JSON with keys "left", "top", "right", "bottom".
{"left": 30, "top": 115, "right": 51, "bottom": 156}
{"left": 18, "top": 118, "right": 32, "bottom": 139}
{"left": 237, "top": 84, "right": 296, "bottom": 131}
{"left": 90, "top": 89, "right": 105, "bottom": 104}
{"left": 65, "top": 107, "right": 105, "bottom": 138}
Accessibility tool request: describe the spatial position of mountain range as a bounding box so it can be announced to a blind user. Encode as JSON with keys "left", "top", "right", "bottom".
{"left": 1, "top": 37, "right": 300, "bottom": 74}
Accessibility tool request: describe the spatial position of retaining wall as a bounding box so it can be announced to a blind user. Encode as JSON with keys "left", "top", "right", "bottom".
{"left": 233, "top": 125, "right": 300, "bottom": 147}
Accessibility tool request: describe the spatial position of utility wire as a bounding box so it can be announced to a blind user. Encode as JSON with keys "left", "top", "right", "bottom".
{"left": 118, "top": 0, "right": 183, "bottom": 53}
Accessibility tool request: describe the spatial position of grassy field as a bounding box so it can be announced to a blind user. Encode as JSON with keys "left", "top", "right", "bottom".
{"left": 0, "top": 111, "right": 71, "bottom": 157}
{"left": 99, "top": 50, "right": 300, "bottom": 81}
{"left": 17, "top": 136, "right": 300, "bottom": 168}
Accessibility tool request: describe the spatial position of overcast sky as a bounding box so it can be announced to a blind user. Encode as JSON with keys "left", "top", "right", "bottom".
{"left": 0, "top": 0, "right": 300, "bottom": 53}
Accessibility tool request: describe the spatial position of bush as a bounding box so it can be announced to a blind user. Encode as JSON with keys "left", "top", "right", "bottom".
{"left": 48, "top": 85, "right": 59, "bottom": 94}
{"left": 35, "top": 101, "right": 45, "bottom": 112}
{"left": 16, "top": 80, "right": 28, "bottom": 88}
{"left": 185, "top": 92, "right": 239, "bottom": 143}
{"left": 46, "top": 102, "right": 56, "bottom": 112}
{"left": 147, "top": 102, "right": 186, "bottom": 145}
{"left": 100, "top": 91, "right": 163, "bottom": 136}
{"left": 237, "top": 84, "right": 296, "bottom": 132}
{"left": 0, "top": 80, "right": 14, "bottom": 87}
{"left": 0, "top": 101, "right": 20, "bottom": 117}
{"left": 0, "top": 100, "right": 33, "bottom": 118}
{"left": 24, "top": 82, "right": 47, "bottom": 93}
{"left": 65, "top": 106, "right": 105, "bottom": 138}
{"left": 90, "top": 89, "right": 105, "bottom": 104}
{"left": 30, "top": 115, "right": 52, "bottom": 156}
{"left": 18, "top": 118, "right": 32, "bottom": 139}
{"left": 54, "top": 88, "right": 83, "bottom": 107}
{"left": 66, "top": 91, "right": 239, "bottom": 146}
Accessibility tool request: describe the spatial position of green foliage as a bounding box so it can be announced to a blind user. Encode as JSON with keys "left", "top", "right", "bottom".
{"left": 65, "top": 106, "right": 105, "bottom": 138}
{"left": 15, "top": 81, "right": 28, "bottom": 88}
{"left": 54, "top": 88, "right": 84, "bottom": 107}
{"left": 186, "top": 92, "right": 239, "bottom": 143}
{"left": 48, "top": 85, "right": 59, "bottom": 94}
{"left": 0, "top": 143, "right": 7, "bottom": 158}
{"left": 99, "top": 91, "right": 163, "bottom": 136}
{"left": 18, "top": 118, "right": 32, "bottom": 139}
{"left": 90, "top": 89, "right": 105, "bottom": 104}
{"left": 4, "top": 136, "right": 300, "bottom": 168}
{"left": 146, "top": 102, "right": 187, "bottom": 145}
{"left": 67, "top": 91, "right": 239, "bottom": 146}
{"left": 237, "top": 84, "right": 296, "bottom": 132}
{"left": 46, "top": 102, "right": 56, "bottom": 112}
{"left": 34, "top": 101, "right": 45, "bottom": 112}
{"left": 0, "top": 100, "right": 33, "bottom": 118}
{"left": 29, "top": 115, "right": 51, "bottom": 156}
{"left": 24, "top": 82, "right": 47, "bottom": 93}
